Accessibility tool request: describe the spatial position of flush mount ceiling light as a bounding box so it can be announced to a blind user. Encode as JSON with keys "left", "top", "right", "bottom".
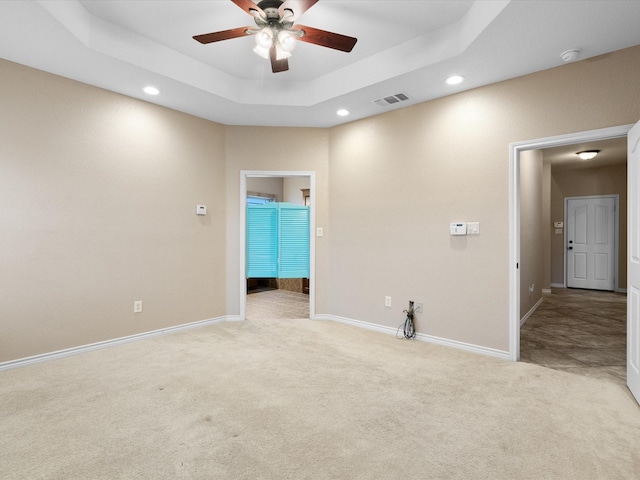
{"left": 193, "top": 0, "right": 358, "bottom": 73}
{"left": 446, "top": 75, "right": 465, "bottom": 85}
{"left": 336, "top": 109, "right": 349, "bottom": 117}
{"left": 577, "top": 150, "right": 600, "bottom": 160}
{"left": 143, "top": 86, "right": 160, "bottom": 95}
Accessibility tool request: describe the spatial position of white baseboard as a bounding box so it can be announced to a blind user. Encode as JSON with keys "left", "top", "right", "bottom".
{"left": 520, "top": 297, "right": 543, "bottom": 327}
{"left": 2, "top": 312, "right": 516, "bottom": 371}
{"left": 0, "top": 315, "right": 231, "bottom": 371}
{"left": 314, "top": 314, "right": 510, "bottom": 361}
{"left": 545, "top": 284, "right": 626, "bottom": 294}
{"left": 541, "top": 288, "right": 552, "bottom": 294}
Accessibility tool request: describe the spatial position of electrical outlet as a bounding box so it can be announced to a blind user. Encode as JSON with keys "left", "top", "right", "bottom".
{"left": 385, "top": 296, "right": 392, "bottom": 307}
{"left": 415, "top": 303, "right": 423, "bottom": 313}
{"left": 133, "top": 300, "right": 143, "bottom": 313}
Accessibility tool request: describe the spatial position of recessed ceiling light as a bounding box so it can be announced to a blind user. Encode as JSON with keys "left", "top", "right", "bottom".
{"left": 337, "top": 109, "right": 349, "bottom": 117}
{"left": 446, "top": 75, "right": 465, "bottom": 85}
{"left": 143, "top": 86, "right": 160, "bottom": 95}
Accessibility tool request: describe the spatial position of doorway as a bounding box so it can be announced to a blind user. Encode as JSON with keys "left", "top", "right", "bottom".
{"left": 516, "top": 135, "right": 630, "bottom": 387}
{"left": 239, "top": 170, "right": 316, "bottom": 321}
{"left": 509, "top": 124, "right": 632, "bottom": 362}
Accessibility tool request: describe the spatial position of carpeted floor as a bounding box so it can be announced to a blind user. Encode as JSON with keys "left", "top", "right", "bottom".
{"left": 1, "top": 318, "right": 639, "bottom": 479}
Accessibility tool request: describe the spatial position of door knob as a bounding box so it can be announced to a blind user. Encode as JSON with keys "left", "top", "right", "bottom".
{"left": 568, "top": 246, "right": 573, "bottom": 250}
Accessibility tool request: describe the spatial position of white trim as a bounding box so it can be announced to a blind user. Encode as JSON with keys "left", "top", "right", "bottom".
{"left": 316, "top": 314, "right": 510, "bottom": 360}
{"left": 547, "top": 285, "right": 627, "bottom": 293}
{"left": 240, "top": 170, "right": 316, "bottom": 321}
{"left": 509, "top": 124, "right": 633, "bottom": 361}
{"left": 314, "top": 314, "right": 394, "bottom": 336}
{"left": 520, "top": 297, "right": 543, "bottom": 327}
{"left": 541, "top": 288, "right": 552, "bottom": 294}
{"left": 0, "top": 316, "right": 229, "bottom": 371}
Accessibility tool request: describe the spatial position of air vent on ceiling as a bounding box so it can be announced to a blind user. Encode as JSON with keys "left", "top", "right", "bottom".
{"left": 374, "top": 92, "right": 410, "bottom": 107}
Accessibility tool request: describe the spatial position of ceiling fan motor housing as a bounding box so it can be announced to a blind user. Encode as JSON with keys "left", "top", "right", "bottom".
{"left": 254, "top": 0, "right": 294, "bottom": 31}
{"left": 257, "top": 0, "right": 284, "bottom": 19}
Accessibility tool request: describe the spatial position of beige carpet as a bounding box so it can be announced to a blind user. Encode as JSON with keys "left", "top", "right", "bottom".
{"left": 1, "top": 318, "right": 639, "bottom": 479}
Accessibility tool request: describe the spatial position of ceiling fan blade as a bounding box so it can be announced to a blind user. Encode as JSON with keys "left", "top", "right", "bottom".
{"left": 292, "top": 25, "right": 357, "bottom": 52}
{"left": 193, "top": 26, "right": 252, "bottom": 44}
{"left": 231, "top": 0, "right": 266, "bottom": 19}
{"left": 279, "top": 0, "right": 319, "bottom": 21}
{"left": 269, "top": 46, "right": 289, "bottom": 73}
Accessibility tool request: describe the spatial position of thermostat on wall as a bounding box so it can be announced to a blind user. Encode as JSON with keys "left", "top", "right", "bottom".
{"left": 196, "top": 205, "right": 207, "bottom": 215}
{"left": 450, "top": 222, "right": 467, "bottom": 235}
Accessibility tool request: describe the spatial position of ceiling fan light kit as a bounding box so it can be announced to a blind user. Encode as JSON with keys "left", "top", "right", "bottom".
{"left": 193, "top": 0, "right": 358, "bottom": 73}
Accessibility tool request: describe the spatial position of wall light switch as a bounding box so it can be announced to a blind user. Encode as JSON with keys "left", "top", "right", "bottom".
{"left": 196, "top": 205, "right": 207, "bottom": 215}
{"left": 316, "top": 227, "right": 324, "bottom": 237}
{"left": 467, "top": 222, "right": 480, "bottom": 235}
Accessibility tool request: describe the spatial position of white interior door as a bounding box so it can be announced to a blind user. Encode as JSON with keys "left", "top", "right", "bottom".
{"left": 627, "top": 120, "right": 640, "bottom": 404}
{"left": 566, "top": 196, "right": 616, "bottom": 291}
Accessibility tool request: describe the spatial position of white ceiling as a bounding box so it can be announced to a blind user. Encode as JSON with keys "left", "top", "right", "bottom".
{"left": 544, "top": 137, "right": 628, "bottom": 172}
{"left": 1, "top": 0, "right": 640, "bottom": 128}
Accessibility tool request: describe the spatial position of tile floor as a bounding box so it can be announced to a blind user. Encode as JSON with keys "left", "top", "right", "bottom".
{"left": 246, "top": 288, "right": 309, "bottom": 320}
{"left": 520, "top": 288, "right": 627, "bottom": 386}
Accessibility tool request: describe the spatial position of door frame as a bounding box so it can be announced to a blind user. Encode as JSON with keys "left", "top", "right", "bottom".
{"left": 509, "top": 124, "right": 633, "bottom": 361}
{"left": 239, "top": 170, "right": 316, "bottom": 320}
{"left": 564, "top": 195, "right": 619, "bottom": 291}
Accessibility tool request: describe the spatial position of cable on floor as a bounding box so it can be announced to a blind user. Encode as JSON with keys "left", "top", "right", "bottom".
{"left": 397, "top": 300, "right": 416, "bottom": 339}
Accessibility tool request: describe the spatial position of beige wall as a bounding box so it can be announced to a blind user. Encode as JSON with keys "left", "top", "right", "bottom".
{"left": 224, "top": 126, "right": 330, "bottom": 317}
{"left": 246, "top": 177, "right": 284, "bottom": 201}
{"left": 520, "top": 150, "right": 544, "bottom": 318}
{"left": 0, "top": 60, "right": 227, "bottom": 362}
{"left": 327, "top": 46, "right": 640, "bottom": 352}
{"left": 283, "top": 177, "right": 311, "bottom": 205}
{"left": 550, "top": 163, "right": 628, "bottom": 288}
{"left": 2, "top": 46, "right": 640, "bottom": 363}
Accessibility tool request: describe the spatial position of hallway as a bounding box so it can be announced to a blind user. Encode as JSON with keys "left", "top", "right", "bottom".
{"left": 520, "top": 288, "right": 627, "bottom": 386}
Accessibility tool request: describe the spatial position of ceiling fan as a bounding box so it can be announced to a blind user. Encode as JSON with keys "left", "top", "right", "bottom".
{"left": 193, "top": 0, "right": 358, "bottom": 73}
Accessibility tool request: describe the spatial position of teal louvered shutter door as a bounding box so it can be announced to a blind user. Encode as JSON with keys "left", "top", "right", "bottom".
{"left": 246, "top": 204, "right": 278, "bottom": 278}
{"left": 278, "top": 204, "right": 310, "bottom": 278}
